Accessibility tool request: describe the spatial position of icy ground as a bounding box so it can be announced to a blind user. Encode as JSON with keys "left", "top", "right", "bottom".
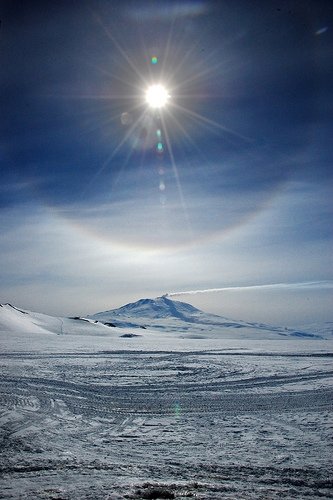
{"left": 0, "top": 303, "right": 332, "bottom": 499}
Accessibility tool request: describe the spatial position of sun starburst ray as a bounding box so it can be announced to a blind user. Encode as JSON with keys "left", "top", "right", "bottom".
{"left": 94, "top": 14, "right": 149, "bottom": 88}
{"left": 161, "top": 17, "right": 177, "bottom": 76}
{"left": 160, "top": 114, "right": 193, "bottom": 241}
{"left": 81, "top": 108, "right": 150, "bottom": 194}
{"left": 82, "top": 60, "right": 147, "bottom": 93}
{"left": 162, "top": 38, "right": 204, "bottom": 87}
{"left": 171, "top": 58, "right": 226, "bottom": 95}
{"left": 171, "top": 102, "right": 253, "bottom": 143}
{"left": 164, "top": 108, "right": 202, "bottom": 156}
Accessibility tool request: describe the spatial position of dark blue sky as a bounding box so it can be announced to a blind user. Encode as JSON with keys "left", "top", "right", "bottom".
{"left": 1, "top": 0, "right": 332, "bottom": 323}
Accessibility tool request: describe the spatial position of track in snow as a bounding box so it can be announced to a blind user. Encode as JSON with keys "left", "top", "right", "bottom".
{"left": 0, "top": 350, "right": 332, "bottom": 499}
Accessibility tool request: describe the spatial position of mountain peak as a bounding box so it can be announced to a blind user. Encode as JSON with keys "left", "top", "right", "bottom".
{"left": 111, "top": 296, "right": 201, "bottom": 320}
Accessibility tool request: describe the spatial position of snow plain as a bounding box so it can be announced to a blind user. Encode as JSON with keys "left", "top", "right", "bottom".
{"left": 0, "top": 300, "right": 332, "bottom": 499}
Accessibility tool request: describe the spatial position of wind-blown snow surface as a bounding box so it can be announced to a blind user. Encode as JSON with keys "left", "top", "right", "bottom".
{"left": 0, "top": 299, "right": 333, "bottom": 499}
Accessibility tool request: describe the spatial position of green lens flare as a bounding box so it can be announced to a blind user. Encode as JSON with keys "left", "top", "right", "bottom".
{"left": 174, "top": 401, "right": 181, "bottom": 416}
{"left": 151, "top": 56, "right": 158, "bottom": 64}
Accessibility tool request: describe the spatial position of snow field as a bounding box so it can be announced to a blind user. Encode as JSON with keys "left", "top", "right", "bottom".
{"left": 1, "top": 344, "right": 332, "bottom": 499}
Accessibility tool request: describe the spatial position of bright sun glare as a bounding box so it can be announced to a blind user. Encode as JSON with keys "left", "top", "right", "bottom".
{"left": 145, "top": 84, "right": 170, "bottom": 108}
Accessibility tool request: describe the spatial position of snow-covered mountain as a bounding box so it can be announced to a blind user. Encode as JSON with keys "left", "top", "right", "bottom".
{"left": 1, "top": 298, "right": 329, "bottom": 339}
{"left": 90, "top": 296, "right": 203, "bottom": 323}
{"left": 89, "top": 296, "right": 324, "bottom": 339}
{"left": 0, "top": 303, "right": 123, "bottom": 337}
{"left": 0, "top": 303, "right": 59, "bottom": 334}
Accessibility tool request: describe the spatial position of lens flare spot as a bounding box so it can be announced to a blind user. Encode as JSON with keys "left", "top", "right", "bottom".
{"left": 159, "top": 180, "right": 165, "bottom": 191}
{"left": 157, "top": 142, "right": 164, "bottom": 153}
{"left": 151, "top": 56, "right": 158, "bottom": 64}
{"left": 174, "top": 401, "right": 181, "bottom": 416}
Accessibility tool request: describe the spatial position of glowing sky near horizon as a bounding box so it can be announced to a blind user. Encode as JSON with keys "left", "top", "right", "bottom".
{"left": 0, "top": 0, "right": 332, "bottom": 324}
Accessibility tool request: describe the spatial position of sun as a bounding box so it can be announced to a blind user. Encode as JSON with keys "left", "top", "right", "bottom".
{"left": 145, "top": 84, "right": 170, "bottom": 109}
